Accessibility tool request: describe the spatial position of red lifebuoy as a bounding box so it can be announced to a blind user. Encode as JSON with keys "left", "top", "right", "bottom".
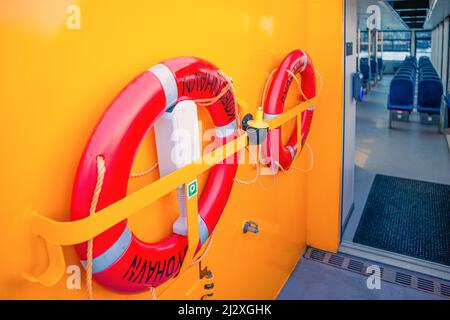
{"left": 263, "top": 50, "right": 316, "bottom": 169}
{"left": 71, "top": 57, "right": 238, "bottom": 293}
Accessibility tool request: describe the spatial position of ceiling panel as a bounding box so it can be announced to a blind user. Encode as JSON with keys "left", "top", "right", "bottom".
{"left": 357, "top": 0, "right": 408, "bottom": 31}
{"left": 387, "top": 0, "right": 430, "bottom": 30}
{"left": 424, "top": 0, "right": 450, "bottom": 29}
{"left": 356, "top": 0, "right": 447, "bottom": 31}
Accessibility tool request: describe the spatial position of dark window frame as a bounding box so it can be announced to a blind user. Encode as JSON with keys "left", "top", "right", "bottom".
{"left": 415, "top": 30, "right": 432, "bottom": 58}
{"left": 380, "top": 30, "right": 412, "bottom": 53}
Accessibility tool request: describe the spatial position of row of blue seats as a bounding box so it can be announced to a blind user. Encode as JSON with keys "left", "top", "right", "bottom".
{"left": 417, "top": 57, "right": 443, "bottom": 115}
{"left": 360, "top": 57, "right": 383, "bottom": 87}
{"left": 388, "top": 56, "right": 443, "bottom": 116}
{"left": 388, "top": 57, "right": 416, "bottom": 112}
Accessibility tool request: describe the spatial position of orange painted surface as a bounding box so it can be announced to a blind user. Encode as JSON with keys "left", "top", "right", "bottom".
{"left": 305, "top": 0, "right": 344, "bottom": 253}
{"left": 0, "top": 0, "right": 343, "bottom": 299}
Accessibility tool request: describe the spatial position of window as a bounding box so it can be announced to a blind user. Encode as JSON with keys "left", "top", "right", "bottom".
{"left": 381, "top": 31, "right": 412, "bottom": 61}
{"left": 359, "top": 31, "right": 368, "bottom": 57}
{"left": 416, "top": 31, "right": 432, "bottom": 59}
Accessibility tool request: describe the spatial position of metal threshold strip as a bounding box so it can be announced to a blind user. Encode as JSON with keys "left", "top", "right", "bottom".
{"left": 305, "top": 246, "right": 450, "bottom": 299}
{"left": 339, "top": 240, "right": 450, "bottom": 282}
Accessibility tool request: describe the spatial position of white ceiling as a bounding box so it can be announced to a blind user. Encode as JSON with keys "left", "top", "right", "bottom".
{"left": 357, "top": 0, "right": 409, "bottom": 31}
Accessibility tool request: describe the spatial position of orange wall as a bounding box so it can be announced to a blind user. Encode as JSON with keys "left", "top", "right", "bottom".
{"left": 0, "top": 0, "right": 343, "bottom": 299}
{"left": 306, "top": 0, "right": 344, "bottom": 252}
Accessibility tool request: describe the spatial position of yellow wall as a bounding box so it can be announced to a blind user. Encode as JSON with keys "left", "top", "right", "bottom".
{"left": 306, "top": 0, "right": 343, "bottom": 252}
{"left": 0, "top": 0, "right": 343, "bottom": 299}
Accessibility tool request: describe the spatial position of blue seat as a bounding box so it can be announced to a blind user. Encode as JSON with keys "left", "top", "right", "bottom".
{"left": 419, "top": 72, "right": 439, "bottom": 79}
{"left": 420, "top": 65, "right": 433, "bottom": 70}
{"left": 395, "top": 75, "right": 415, "bottom": 82}
{"left": 398, "top": 70, "right": 415, "bottom": 76}
{"left": 420, "top": 68, "right": 437, "bottom": 72}
{"left": 397, "top": 72, "right": 415, "bottom": 82}
{"left": 420, "top": 70, "right": 438, "bottom": 74}
{"left": 420, "top": 68, "right": 436, "bottom": 74}
{"left": 405, "top": 61, "right": 416, "bottom": 68}
{"left": 417, "top": 79, "right": 443, "bottom": 114}
{"left": 397, "top": 70, "right": 414, "bottom": 75}
{"left": 388, "top": 78, "right": 414, "bottom": 112}
{"left": 360, "top": 63, "right": 370, "bottom": 86}
{"left": 420, "top": 75, "right": 440, "bottom": 81}
{"left": 370, "top": 59, "right": 378, "bottom": 79}
{"left": 377, "top": 58, "right": 383, "bottom": 75}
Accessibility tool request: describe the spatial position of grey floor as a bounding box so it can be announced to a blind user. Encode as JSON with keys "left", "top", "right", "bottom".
{"left": 278, "top": 258, "right": 444, "bottom": 300}
{"left": 279, "top": 75, "right": 450, "bottom": 300}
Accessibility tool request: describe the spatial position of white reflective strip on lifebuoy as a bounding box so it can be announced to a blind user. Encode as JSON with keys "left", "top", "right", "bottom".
{"left": 286, "top": 145, "right": 296, "bottom": 160}
{"left": 308, "top": 105, "right": 315, "bottom": 111}
{"left": 198, "top": 216, "right": 209, "bottom": 245}
{"left": 148, "top": 64, "right": 178, "bottom": 111}
{"left": 264, "top": 113, "right": 280, "bottom": 120}
{"left": 300, "top": 50, "right": 308, "bottom": 73}
{"left": 215, "top": 120, "right": 237, "bottom": 138}
{"left": 172, "top": 215, "right": 210, "bottom": 245}
{"left": 81, "top": 226, "right": 132, "bottom": 274}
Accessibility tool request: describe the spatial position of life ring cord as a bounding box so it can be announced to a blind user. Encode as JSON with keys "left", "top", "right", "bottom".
{"left": 263, "top": 50, "right": 317, "bottom": 170}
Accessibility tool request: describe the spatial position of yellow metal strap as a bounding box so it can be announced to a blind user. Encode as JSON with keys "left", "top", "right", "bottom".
{"left": 294, "top": 110, "right": 303, "bottom": 162}
{"left": 30, "top": 134, "right": 247, "bottom": 246}
{"left": 24, "top": 97, "right": 318, "bottom": 289}
{"left": 22, "top": 241, "right": 65, "bottom": 287}
{"left": 265, "top": 98, "right": 317, "bottom": 129}
{"left": 178, "top": 187, "right": 200, "bottom": 275}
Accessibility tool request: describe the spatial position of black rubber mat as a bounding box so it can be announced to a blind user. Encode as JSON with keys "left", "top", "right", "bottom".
{"left": 353, "top": 174, "right": 450, "bottom": 266}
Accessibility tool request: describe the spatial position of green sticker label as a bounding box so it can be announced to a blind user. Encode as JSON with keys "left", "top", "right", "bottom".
{"left": 187, "top": 179, "right": 198, "bottom": 199}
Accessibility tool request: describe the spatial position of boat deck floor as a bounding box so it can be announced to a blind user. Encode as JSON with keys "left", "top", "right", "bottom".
{"left": 279, "top": 74, "right": 450, "bottom": 300}
{"left": 278, "top": 251, "right": 446, "bottom": 300}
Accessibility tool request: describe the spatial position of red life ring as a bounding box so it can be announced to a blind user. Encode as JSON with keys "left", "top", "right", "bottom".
{"left": 263, "top": 50, "right": 316, "bottom": 169}
{"left": 71, "top": 57, "right": 239, "bottom": 293}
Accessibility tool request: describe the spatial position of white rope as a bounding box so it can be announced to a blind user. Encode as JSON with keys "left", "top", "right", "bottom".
{"left": 86, "top": 156, "right": 106, "bottom": 300}
{"left": 291, "top": 142, "right": 314, "bottom": 173}
{"left": 234, "top": 145, "right": 261, "bottom": 185}
{"left": 315, "top": 68, "right": 324, "bottom": 98}
{"left": 272, "top": 144, "right": 314, "bottom": 174}
{"left": 150, "top": 287, "right": 157, "bottom": 300}
{"left": 286, "top": 69, "right": 308, "bottom": 101}
{"left": 286, "top": 68, "right": 324, "bottom": 102}
{"left": 261, "top": 69, "right": 277, "bottom": 107}
{"left": 129, "top": 163, "right": 158, "bottom": 178}
{"left": 190, "top": 233, "right": 215, "bottom": 266}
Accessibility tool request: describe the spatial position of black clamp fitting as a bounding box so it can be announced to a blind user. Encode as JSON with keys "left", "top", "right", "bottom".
{"left": 242, "top": 107, "right": 269, "bottom": 146}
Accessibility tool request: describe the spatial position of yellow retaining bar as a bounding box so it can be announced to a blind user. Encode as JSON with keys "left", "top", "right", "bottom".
{"left": 23, "top": 98, "right": 317, "bottom": 289}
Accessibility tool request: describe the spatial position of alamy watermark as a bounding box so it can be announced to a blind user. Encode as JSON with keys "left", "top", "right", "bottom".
{"left": 366, "top": 265, "right": 382, "bottom": 290}
{"left": 66, "top": 4, "right": 81, "bottom": 30}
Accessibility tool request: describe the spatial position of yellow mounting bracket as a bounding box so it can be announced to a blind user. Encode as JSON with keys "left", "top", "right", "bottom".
{"left": 23, "top": 134, "right": 248, "bottom": 289}
{"left": 247, "top": 107, "right": 269, "bottom": 129}
{"left": 265, "top": 97, "right": 317, "bottom": 129}
{"left": 23, "top": 96, "right": 318, "bottom": 292}
{"left": 266, "top": 97, "right": 318, "bottom": 165}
